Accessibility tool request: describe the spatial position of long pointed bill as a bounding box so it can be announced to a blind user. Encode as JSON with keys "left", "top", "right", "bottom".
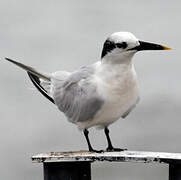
{"left": 132, "top": 40, "right": 171, "bottom": 51}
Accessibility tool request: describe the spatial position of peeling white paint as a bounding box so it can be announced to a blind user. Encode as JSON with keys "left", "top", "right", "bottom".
{"left": 32, "top": 150, "right": 181, "bottom": 164}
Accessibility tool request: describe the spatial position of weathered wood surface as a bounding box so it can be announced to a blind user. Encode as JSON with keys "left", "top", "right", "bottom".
{"left": 32, "top": 150, "right": 181, "bottom": 164}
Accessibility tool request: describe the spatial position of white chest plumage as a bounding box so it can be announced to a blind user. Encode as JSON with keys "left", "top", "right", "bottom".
{"left": 86, "top": 61, "right": 139, "bottom": 128}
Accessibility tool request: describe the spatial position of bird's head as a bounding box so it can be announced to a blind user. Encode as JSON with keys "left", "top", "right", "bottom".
{"left": 101, "top": 32, "right": 171, "bottom": 62}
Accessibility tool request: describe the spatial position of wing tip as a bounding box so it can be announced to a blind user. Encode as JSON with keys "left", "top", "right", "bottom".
{"left": 5, "top": 57, "right": 12, "bottom": 62}
{"left": 28, "top": 72, "right": 55, "bottom": 104}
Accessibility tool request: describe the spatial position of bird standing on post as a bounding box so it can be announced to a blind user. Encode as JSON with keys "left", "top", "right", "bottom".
{"left": 5, "top": 32, "right": 171, "bottom": 152}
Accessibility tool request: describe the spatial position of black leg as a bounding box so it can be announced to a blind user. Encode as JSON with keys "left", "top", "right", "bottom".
{"left": 83, "top": 129, "right": 103, "bottom": 153}
{"left": 104, "top": 127, "right": 127, "bottom": 152}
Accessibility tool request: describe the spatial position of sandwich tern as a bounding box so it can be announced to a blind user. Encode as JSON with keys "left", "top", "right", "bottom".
{"left": 5, "top": 32, "right": 171, "bottom": 152}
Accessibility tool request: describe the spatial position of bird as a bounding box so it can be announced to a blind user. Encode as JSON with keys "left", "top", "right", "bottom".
{"left": 5, "top": 32, "right": 171, "bottom": 152}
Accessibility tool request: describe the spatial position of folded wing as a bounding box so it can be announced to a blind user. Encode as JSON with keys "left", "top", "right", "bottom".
{"left": 52, "top": 66, "right": 104, "bottom": 123}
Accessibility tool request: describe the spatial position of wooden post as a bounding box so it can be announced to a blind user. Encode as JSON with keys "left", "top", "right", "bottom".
{"left": 44, "top": 162, "right": 91, "bottom": 180}
{"left": 169, "top": 163, "right": 181, "bottom": 180}
{"left": 32, "top": 151, "right": 181, "bottom": 180}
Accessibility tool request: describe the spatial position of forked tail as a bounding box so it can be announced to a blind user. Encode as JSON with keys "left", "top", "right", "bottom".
{"left": 5, "top": 57, "right": 55, "bottom": 104}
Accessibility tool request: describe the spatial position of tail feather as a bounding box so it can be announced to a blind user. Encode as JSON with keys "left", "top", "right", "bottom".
{"left": 27, "top": 72, "right": 55, "bottom": 104}
{"left": 5, "top": 57, "right": 54, "bottom": 104}
{"left": 5, "top": 57, "right": 51, "bottom": 81}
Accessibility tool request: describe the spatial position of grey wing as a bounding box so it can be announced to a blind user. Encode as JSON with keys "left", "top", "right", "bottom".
{"left": 52, "top": 66, "right": 104, "bottom": 123}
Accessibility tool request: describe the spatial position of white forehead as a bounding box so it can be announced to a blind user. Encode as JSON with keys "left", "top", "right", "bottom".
{"left": 108, "top": 32, "right": 138, "bottom": 43}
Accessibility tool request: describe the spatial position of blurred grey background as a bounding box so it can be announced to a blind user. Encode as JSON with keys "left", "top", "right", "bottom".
{"left": 0, "top": 0, "right": 180, "bottom": 179}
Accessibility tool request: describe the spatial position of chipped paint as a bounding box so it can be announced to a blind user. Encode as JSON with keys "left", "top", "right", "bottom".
{"left": 31, "top": 150, "right": 181, "bottom": 164}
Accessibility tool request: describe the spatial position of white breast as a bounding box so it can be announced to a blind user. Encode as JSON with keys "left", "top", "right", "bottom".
{"left": 86, "top": 61, "right": 139, "bottom": 128}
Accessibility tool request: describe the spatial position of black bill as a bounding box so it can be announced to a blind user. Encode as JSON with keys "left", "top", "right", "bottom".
{"left": 130, "top": 40, "right": 171, "bottom": 51}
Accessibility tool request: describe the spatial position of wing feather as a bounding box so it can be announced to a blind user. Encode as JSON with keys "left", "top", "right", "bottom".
{"left": 52, "top": 66, "right": 104, "bottom": 123}
{"left": 27, "top": 72, "right": 55, "bottom": 104}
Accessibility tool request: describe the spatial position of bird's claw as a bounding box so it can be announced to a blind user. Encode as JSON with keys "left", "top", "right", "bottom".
{"left": 106, "top": 147, "right": 127, "bottom": 152}
{"left": 89, "top": 149, "right": 104, "bottom": 153}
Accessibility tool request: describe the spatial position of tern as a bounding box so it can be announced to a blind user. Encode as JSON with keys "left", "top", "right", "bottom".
{"left": 5, "top": 32, "right": 171, "bottom": 152}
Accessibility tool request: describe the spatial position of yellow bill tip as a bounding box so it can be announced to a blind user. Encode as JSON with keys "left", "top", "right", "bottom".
{"left": 162, "top": 45, "right": 172, "bottom": 50}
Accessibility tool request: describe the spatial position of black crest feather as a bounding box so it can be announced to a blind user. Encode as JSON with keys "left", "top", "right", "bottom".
{"left": 101, "top": 40, "right": 116, "bottom": 58}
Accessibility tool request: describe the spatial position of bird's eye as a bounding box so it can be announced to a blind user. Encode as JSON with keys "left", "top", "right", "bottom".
{"left": 116, "top": 42, "right": 127, "bottom": 49}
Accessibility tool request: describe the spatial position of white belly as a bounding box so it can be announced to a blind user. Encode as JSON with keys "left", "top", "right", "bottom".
{"left": 91, "top": 83, "right": 139, "bottom": 128}
{"left": 77, "top": 62, "right": 139, "bottom": 129}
